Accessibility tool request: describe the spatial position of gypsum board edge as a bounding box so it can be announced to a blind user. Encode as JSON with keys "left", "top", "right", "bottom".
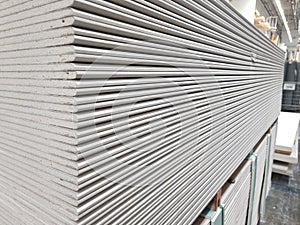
{"left": 186, "top": 0, "right": 283, "bottom": 56}
{"left": 173, "top": 111, "right": 278, "bottom": 225}
{"left": 0, "top": 0, "right": 62, "bottom": 18}
{"left": 76, "top": 89, "right": 276, "bottom": 200}
{"left": 72, "top": 30, "right": 279, "bottom": 68}
{"left": 0, "top": 0, "right": 32, "bottom": 12}
{"left": 0, "top": 54, "right": 75, "bottom": 65}
{"left": 0, "top": 74, "right": 282, "bottom": 107}
{"left": 0, "top": 79, "right": 278, "bottom": 126}
{"left": 0, "top": 156, "right": 78, "bottom": 209}
{"left": 0, "top": 188, "right": 51, "bottom": 225}
{"left": 76, "top": 84, "right": 280, "bottom": 162}
{"left": 115, "top": 104, "right": 276, "bottom": 225}
{"left": 72, "top": 44, "right": 279, "bottom": 69}
{"left": 0, "top": 45, "right": 74, "bottom": 59}
{"left": 0, "top": 34, "right": 74, "bottom": 54}
{"left": 0, "top": 107, "right": 75, "bottom": 129}
{"left": 0, "top": 133, "right": 77, "bottom": 174}
{"left": 0, "top": 78, "right": 278, "bottom": 146}
{"left": 76, "top": 101, "right": 274, "bottom": 223}
{"left": 0, "top": 25, "right": 74, "bottom": 46}
{"left": 0, "top": 69, "right": 279, "bottom": 80}
{"left": 0, "top": 141, "right": 79, "bottom": 192}
{"left": 0, "top": 174, "right": 77, "bottom": 225}
{"left": 0, "top": 80, "right": 278, "bottom": 150}
{"left": 0, "top": 140, "right": 78, "bottom": 187}
{"left": 0, "top": 71, "right": 77, "bottom": 79}
{"left": 77, "top": 109, "right": 258, "bottom": 221}
{"left": 72, "top": 27, "right": 278, "bottom": 67}
{"left": 75, "top": 82, "right": 278, "bottom": 157}
{"left": 72, "top": 52, "right": 280, "bottom": 71}
{"left": 76, "top": 87, "right": 278, "bottom": 185}
{"left": 76, "top": 96, "right": 273, "bottom": 207}
{"left": 0, "top": 75, "right": 281, "bottom": 103}
{"left": 0, "top": 27, "right": 74, "bottom": 53}
{"left": 0, "top": 122, "right": 76, "bottom": 154}
{"left": 0, "top": 91, "right": 75, "bottom": 104}
{"left": 75, "top": 82, "right": 278, "bottom": 145}
{"left": 71, "top": 8, "right": 279, "bottom": 62}
{"left": 0, "top": 73, "right": 281, "bottom": 88}
{"left": 0, "top": 133, "right": 77, "bottom": 175}
{"left": 0, "top": 4, "right": 73, "bottom": 32}
{"left": 75, "top": 81, "right": 280, "bottom": 128}
{"left": 0, "top": 118, "right": 75, "bottom": 150}
{"left": 0, "top": 96, "right": 75, "bottom": 113}
{"left": 75, "top": 82, "right": 278, "bottom": 162}
{"left": 73, "top": 63, "right": 282, "bottom": 74}
{"left": 0, "top": 110, "right": 76, "bottom": 138}
{"left": 0, "top": 128, "right": 77, "bottom": 162}
{"left": 77, "top": 89, "right": 284, "bottom": 187}
{"left": 0, "top": 157, "right": 78, "bottom": 215}
{"left": 72, "top": 6, "right": 283, "bottom": 63}
{"left": 74, "top": 79, "right": 280, "bottom": 122}
{"left": 109, "top": 0, "right": 283, "bottom": 61}
{"left": 0, "top": 16, "right": 74, "bottom": 40}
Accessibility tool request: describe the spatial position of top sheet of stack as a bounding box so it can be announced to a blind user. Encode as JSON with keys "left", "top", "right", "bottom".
{"left": 0, "top": 0, "right": 285, "bottom": 225}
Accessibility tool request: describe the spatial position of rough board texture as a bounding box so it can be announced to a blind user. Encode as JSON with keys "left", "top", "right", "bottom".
{"left": 0, "top": 0, "right": 285, "bottom": 224}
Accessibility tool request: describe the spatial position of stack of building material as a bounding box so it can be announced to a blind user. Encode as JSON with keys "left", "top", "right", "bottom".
{"left": 0, "top": 0, "right": 285, "bottom": 224}
{"left": 273, "top": 112, "right": 300, "bottom": 176}
{"left": 221, "top": 160, "right": 251, "bottom": 225}
{"left": 247, "top": 136, "right": 268, "bottom": 225}
{"left": 260, "top": 121, "right": 278, "bottom": 220}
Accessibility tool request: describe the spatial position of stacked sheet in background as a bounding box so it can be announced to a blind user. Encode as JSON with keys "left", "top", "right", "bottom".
{"left": 0, "top": 0, "right": 285, "bottom": 224}
{"left": 247, "top": 136, "right": 268, "bottom": 225}
{"left": 260, "top": 121, "right": 278, "bottom": 220}
{"left": 273, "top": 112, "right": 299, "bottom": 176}
{"left": 221, "top": 160, "right": 251, "bottom": 225}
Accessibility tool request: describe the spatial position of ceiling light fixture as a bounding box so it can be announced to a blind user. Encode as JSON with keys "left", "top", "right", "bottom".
{"left": 274, "top": 0, "right": 293, "bottom": 42}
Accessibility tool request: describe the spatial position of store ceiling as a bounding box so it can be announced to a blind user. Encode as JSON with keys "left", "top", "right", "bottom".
{"left": 265, "top": 0, "right": 298, "bottom": 29}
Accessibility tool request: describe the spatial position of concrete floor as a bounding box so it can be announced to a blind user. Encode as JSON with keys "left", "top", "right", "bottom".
{"left": 260, "top": 149, "right": 300, "bottom": 225}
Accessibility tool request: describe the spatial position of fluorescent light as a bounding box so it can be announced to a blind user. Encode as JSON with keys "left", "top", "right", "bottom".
{"left": 275, "top": 0, "right": 293, "bottom": 43}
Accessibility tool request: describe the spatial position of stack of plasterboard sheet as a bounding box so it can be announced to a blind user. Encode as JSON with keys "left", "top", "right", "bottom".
{"left": 247, "top": 136, "right": 268, "bottom": 225}
{"left": 266, "top": 122, "right": 278, "bottom": 195}
{"left": 273, "top": 112, "right": 300, "bottom": 176}
{"left": 0, "top": 0, "right": 285, "bottom": 224}
{"left": 272, "top": 162, "right": 294, "bottom": 176}
{"left": 221, "top": 160, "right": 251, "bottom": 225}
{"left": 260, "top": 121, "right": 278, "bottom": 220}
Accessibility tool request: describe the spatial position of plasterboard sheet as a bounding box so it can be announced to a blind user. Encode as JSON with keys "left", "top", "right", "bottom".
{"left": 221, "top": 160, "right": 251, "bottom": 225}
{"left": 0, "top": 71, "right": 77, "bottom": 79}
{"left": 259, "top": 122, "right": 278, "bottom": 220}
{"left": 274, "top": 138, "right": 298, "bottom": 164}
{"left": 275, "top": 112, "right": 300, "bottom": 153}
{"left": 0, "top": 0, "right": 66, "bottom": 18}
{"left": 0, "top": 17, "right": 74, "bottom": 40}
{"left": 272, "top": 161, "right": 294, "bottom": 176}
{"left": 0, "top": 79, "right": 279, "bottom": 118}
{"left": 75, "top": 102, "right": 278, "bottom": 223}
{"left": 0, "top": 84, "right": 279, "bottom": 155}
{"left": 247, "top": 136, "right": 268, "bottom": 225}
{"left": 71, "top": 0, "right": 282, "bottom": 61}
{"left": 267, "top": 122, "right": 278, "bottom": 194}
{"left": 0, "top": 1, "right": 73, "bottom": 28}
